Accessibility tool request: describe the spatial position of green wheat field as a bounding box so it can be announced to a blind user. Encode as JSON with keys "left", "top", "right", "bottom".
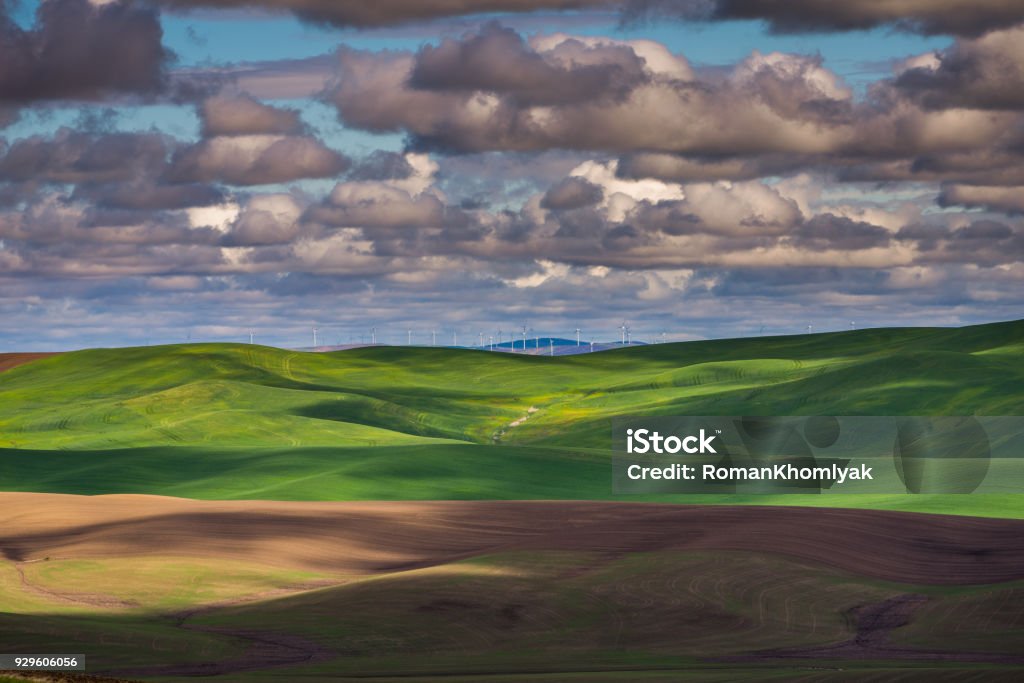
{"left": 1, "top": 319, "right": 1023, "bottom": 515}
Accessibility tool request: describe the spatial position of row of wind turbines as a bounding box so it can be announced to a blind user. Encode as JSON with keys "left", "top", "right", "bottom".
{"left": 241, "top": 320, "right": 859, "bottom": 350}
{"left": 295, "top": 322, "right": 656, "bottom": 353}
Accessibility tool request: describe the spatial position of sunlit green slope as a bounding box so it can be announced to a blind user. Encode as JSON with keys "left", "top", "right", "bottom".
{"left": 1, "top": 319, "right": 1021, "bottom": 450}
{"left": 0, "top": 320, "right": 1021, "bottom": 512}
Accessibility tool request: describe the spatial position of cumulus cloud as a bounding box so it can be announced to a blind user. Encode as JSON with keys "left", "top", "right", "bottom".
{"left": 0, "top": 0, "right": 169, "bottom": 103}
{"left": 541, "top": 177, "right": 604, "bottom": 210}
{"left": 410, "top": 24, "right": 649, "bottom": 106}
{"left": 3, "top": 153, "right": 1022, "bottom": 350}
{"left": 0, "top": 129, "right": 171, "bottom": 184}
{"left": 894, "top": 26, "right": 1024, "bottom": 110}
{"left": 328, "top": 29, "right": 856, "bottom": 156}
{"left": 0, "top": 129, "right": 232, "bottom": 211}
{"left": 308, "top": 182, "right": 449, "bottom": 229}
{"left": 324, "top": 25, "right": 1024, "bottom": 194}
{"left": 225, "top": 193, "right": 307, "bottom": 245}
{"left": 199, "top": 94, "right": 305, "bottom": 136}
{"left": 168, "top": 134, "right": 350, "bottom": 185}
{"left": 791, "top": 213, "right": 892, "bottom": 251}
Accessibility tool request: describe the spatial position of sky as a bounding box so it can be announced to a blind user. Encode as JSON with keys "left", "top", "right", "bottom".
{"left": 1, "top": 0, "right": 1022, "bottom": 350}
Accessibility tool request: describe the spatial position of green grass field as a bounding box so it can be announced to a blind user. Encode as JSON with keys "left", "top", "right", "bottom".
{"left": 1, "top": 319, "right": 1023, "bottom": 516}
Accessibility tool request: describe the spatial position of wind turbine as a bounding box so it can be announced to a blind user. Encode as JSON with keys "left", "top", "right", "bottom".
{"left": 453, "top": 330, "right": 458, "bottom": 347}
{"left": 626, "top": 325, "right": 632, "bottom": 346}
{"left": 312, "top": 327, "right": 318, "bottom": 348}
{"left": 620, "top": 322, "right": 627, "bottom": 346}
{"left": 249, "top": 329, "right": 254, "bottom": 345}
{"left": 549, "top": 339, "right": 554, "bottom": 356}
{"left": 850, "top": 321, "right": 856, "bottom": 331}
{"left": 576, "top": 328, "right": 581, "bottom": 346}
{"left": 806, "top": 324, "right": 813, "bottom": 335}
{"left": 521, "top": 325, "right": 527, "bottom": 353}
{"left": 489, "top": 335, "right": 494, "bottom": 351}
{"left": 371, "top": 327, "right": 377, "bottom": 345}
{"left": 431, "top": 329, "right": 437, "bottom": 347}
{"left": 407, "top": 329, "right": 412, "bottom": 345}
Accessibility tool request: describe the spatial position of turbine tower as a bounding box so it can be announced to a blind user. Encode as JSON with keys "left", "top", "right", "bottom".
{"left": 575, "top": 328, "right": 581, "bottom": 346}
{"left": 522, "top": 325, "right": 527, "bottom": 353}
{"left": 371, "top": 327, "right": 377, "bottom": 345}
{"left": 249, "top": 329, "right": 254, "bottom": 345}
{"left": 312, "top": 326, "right": 318, "bottom": 348}
{"left": 432, "top": 329, "right": 437, "bottom": 347}
{"left": 408, "top": 329, "right": 412, "bottom": 345}
{"left": 620, "top": 322, "right": 627, "bottom": 346}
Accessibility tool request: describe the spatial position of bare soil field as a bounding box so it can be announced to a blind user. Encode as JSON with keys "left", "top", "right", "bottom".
{"left": 2, "top": 494, "right": 1023, "bottom": 585}
{"left": 0, "top": 354, "right": 56, "bottom": 374}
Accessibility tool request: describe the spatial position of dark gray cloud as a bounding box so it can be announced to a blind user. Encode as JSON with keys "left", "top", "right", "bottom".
{"left": 541, "top": 177, "right": 604, "bottom": 210}
{"left": 630, "top": 0, "right": 1024, "bottom": 37}
{"left": 617, "top": 152, "right": 811, "bottom": 182}
{"left": 0, "top": 196, "right": 220, "bottom": 250}
{"left": 0, "top": 0, "right": 170, "bottom": 104}
{"left": 791, "top": 213, "right": 892, "bottom": 251}
{"left": 0, "top": 129, "right": 228, "bottom": 211}
{"left": 938, "top": 184, "right": 1024, "bottom": 214}
{"left": 0, "top": 129, "right": 172, "bottom": 184}
{"left": 893, "top": 27, "right": 1024, "bottom": 110}
{"left": 72, "top": 181, "right": 226, "bottom": 211}
{"left": 348, "top": 151, "right": 415, "bottom": 181}
{"left": 154, "top": 0, "right": 607, "bottom": 28}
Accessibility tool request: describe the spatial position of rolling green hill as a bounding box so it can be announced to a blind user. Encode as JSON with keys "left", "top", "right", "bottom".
{"left": 1, "top": 319, "right": 1022, "bottom": 513}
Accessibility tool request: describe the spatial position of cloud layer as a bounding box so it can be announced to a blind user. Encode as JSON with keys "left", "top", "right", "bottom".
{"left": 152, "top": 0, "right": 1024, "bottom": 35}
{"left": 2, "top": 8, "right": 1023, "bottom": 348}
